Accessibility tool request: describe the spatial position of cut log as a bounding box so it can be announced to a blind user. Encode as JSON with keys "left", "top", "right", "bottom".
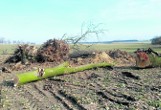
{"left": 135, "top": 51, "right": 151, "bottom": 68}
{"left": 14, "top": 62, "right": 114, "bottom": 86}
{"left": 135, "top": 48, "right": 161, "bottom": 68}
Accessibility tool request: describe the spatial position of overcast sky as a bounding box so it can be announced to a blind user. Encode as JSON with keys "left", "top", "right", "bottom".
{"left": 0, "top": 0, "right": 161, "bottom": 43}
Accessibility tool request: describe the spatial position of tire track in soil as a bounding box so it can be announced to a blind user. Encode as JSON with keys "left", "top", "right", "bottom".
{"left": 116, "top": 75, "right": 161, "bottom": 93}
{"left": 44, "top": 80, "right": 87, "bottom": 110}
{"left": 58, "top": 90, "right": 87, "bottom": 110}
{"left": 32, "top": 84, "right": 46, "bottom": 97}
{"left": 17, "top": 86, "right": 44, "bottom": 110}
{"left": 1, "top": 84, "right": 40, "bottom": 110}
{"left": 44, "top": 77, "right": 136, "bottom": 109}
{"left": 49, "top": 90, "right": 74, "bottom": 110}
{"left": 87, "top": 82, "right": 134, "bottom": 106}
{"left": 85, "top": 82, "right": 134, "bottom": 106}
{"left": 23, "top": 85, "right": 48, "bottom": 110}
{"left": 23, "top": 81, "right": 67, "bottom": 110}
{"left": 0, "top": 73, "right": 40, "bottom": 109}
{"left": 43, "top": 80, "right": 75, "bottom": 110}
{"left": 96, "top": 82, "right": 136, "bottom": 100}
{"left": 96, "top": 91, "right": 130, "bottom": 106}
{"left": 32, "top": 81, "right": 71, "bottom": 110}
{"left": 1, "top": 79, "right": 60, "bottom": 109}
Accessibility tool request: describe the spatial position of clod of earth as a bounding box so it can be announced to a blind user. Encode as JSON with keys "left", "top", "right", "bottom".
{"left": 14, "top": 62, "right": 114, "bottom": 86}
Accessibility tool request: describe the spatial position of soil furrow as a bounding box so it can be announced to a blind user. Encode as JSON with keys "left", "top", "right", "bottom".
{"left": 22, "top": 85, "right": 49, "bottom": 110}
{"left": 96, "top": 91, "right": 130, "bottom": 106}
{"left": 49, "top": 90, "right": 74, "bottom": 110}
{"left": 32, "top": 84, "right": 47, "bottom": 97}
{"left": 95, "top": 82, "right": 136, "bottom": 101}
{"left": 58, "top": 90, "right": 87, "bottom": 110}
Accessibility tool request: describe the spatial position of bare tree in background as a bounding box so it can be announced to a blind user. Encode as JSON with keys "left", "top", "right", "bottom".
{"left": 62, "top": 22, "right": 106, "bottom": 50}
{"left": 0, "top": 37, "right": 5, "bottom": 44}
{"left": 7, "top": 40, "right": 11, "bottom": 44}
{"left": 151, "top": 36, "right": 161, "bottom": 45}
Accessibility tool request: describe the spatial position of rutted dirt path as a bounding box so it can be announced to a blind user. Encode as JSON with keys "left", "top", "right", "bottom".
{"left": 0, "top": 66, "right": 161, "bottom": 110}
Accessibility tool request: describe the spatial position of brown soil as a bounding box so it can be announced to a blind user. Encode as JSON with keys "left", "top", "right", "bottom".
{"left": 0, "top": 51, "right": 161, "bottom": 110}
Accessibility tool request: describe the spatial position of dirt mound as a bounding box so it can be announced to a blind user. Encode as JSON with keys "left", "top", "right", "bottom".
{"left": 70, "top": 51, "right": 114, "bottom": 66}
{"left": 37, "top": 39, "right": 69, "bottom": 62}
{"left": 93, "top": 51, "right": 114, "bottom": 63}
{"left": 108, "top": 49, "right": 135, "bottom": 66}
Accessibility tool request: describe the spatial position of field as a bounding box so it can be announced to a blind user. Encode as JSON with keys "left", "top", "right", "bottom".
{"left": 0, "top": 43, "right": 161, "bottom": 55}
{"left": 72, "top": 43, "right": 161, "bottom": 53}
{"left": 0, "top": 43, "right": 161, "bottom": 110}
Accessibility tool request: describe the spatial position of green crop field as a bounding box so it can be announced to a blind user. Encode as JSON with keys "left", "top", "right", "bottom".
{"left": 0, "top": 43, "right": 161, "bottom": 55}
{"left": 70, "top": 43, "right": 161, "bottom": 53}
{"left": 0, "top": 44, "right": 39, "bottom": 55}
{"left": 0, "top": 44, "right": 17, "bottom": 55}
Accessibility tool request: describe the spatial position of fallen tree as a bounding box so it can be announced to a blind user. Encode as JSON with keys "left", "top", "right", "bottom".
{"left": 14, "top": 62, "right": 114, "bottom": 86}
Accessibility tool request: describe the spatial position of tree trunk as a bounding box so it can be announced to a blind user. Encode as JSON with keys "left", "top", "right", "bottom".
{"left": 14, "top": 62, "right": 114, "bottom": 86}
{"left": 136, "top": 52, "right": 161, "bottom": 68}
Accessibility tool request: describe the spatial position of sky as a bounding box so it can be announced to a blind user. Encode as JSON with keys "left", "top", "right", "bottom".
{"left": 0, "top": 0, "right": 161, "bottom": 43}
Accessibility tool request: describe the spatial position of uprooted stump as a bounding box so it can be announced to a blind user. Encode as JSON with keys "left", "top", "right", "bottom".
{"left": 36, "top": 39, "right": 69, "bottom": 62}
{"left": 5, "top": 39, "right": 70, "bottom": 64}
{"left": 5, "top": 44, "right": 38, "bottom": 64}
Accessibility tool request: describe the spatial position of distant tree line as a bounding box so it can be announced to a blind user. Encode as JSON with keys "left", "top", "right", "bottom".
{"left": 0, "top": 37, "right": 35, "bottom": 44}
{"left": 151, "top": 36, "right": 161, "bottom": 45}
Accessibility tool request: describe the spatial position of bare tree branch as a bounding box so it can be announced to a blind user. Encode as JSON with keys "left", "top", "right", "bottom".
{"left": 62, "top": 22, "right": 106, "bottom": 51}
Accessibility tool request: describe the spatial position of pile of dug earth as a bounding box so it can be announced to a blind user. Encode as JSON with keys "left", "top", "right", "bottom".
{"left": 70, "top": 49, "right": 136, "bottom": 67}
{"left": 1, "top": 39, "right": 136, "bottom": 72}
{"left": 2, "top": 39, "right": 69, "bottom": 71}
